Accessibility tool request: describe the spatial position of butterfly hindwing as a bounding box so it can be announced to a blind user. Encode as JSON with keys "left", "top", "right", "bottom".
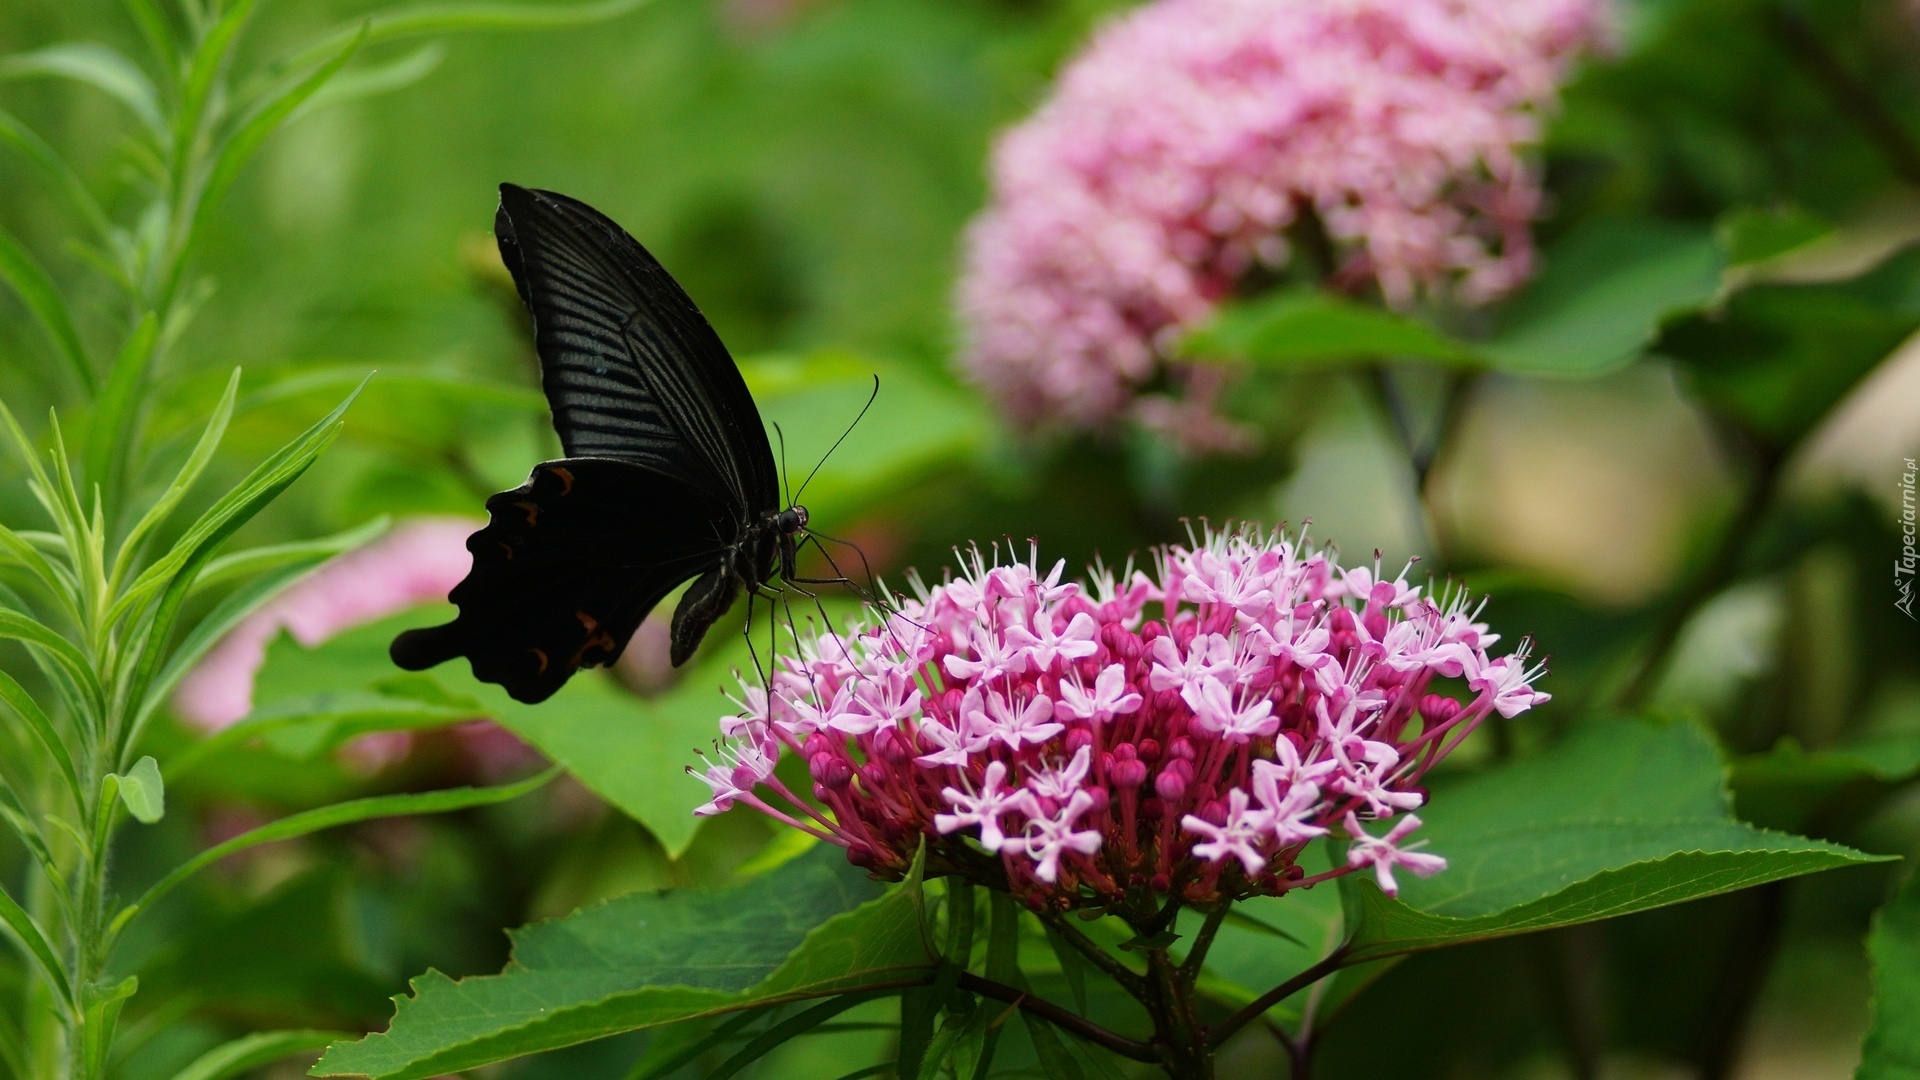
{"left": 494, "top": 184, "right": 779, "bottom": 519}
{"left": 390, "top": 459, "right": 733, "bottom": 703}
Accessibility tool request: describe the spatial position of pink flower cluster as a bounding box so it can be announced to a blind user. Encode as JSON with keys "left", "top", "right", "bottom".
{"left": 695, "top": 525, "right": 1548, "bottom": 907}
{"left": 957, "top": 0, "right": 1609, "bottom": 442}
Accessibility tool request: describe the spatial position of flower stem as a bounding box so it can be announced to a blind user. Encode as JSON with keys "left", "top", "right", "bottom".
{"left": 1206, "top": 943, "right": 1351, "bottom": 1051}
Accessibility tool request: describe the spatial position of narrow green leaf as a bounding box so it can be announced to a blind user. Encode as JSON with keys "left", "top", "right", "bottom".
{"left": 708, "top": 992, "right": 891, "bottom": 1080}
{"left": 282, "top": 0, "right": 649, "bottom": 72}
{"left": 896, "top": 985, "right": 938, "bottom": 1080}
{"left": 192, "top": 515, "right": 389, "bottom": 593}
{"left": 1720, "top": 199, "right": 1920, "bottom": 295}
{"left": 0, "top": 668, "right": 85, "bottom": 809}
{"left": 114, "top": 755, "right": 164, "bottom": 823}
{"left": 0, "top": 879, "right": 72, "bottom": 1011}
{"left": 0, "top": 609, "right": 103, "bottom": 714}
{"left": 84, "top": 310, "right": 158, "bottom": 508}
{"left": 0, "top": 781, "right": 58, "bottom": 881}
{"left": 1859, "top": 872, "right": 1920, "bottom": 1080}
{"left": 0, "top": 220, "right": 94, "bottom": 394}
{"left": 132, "top": 554, "right": 343, "bottom": 753}
{"left": 624, "top": 1013, "right": 761, "bottom": 1080}
{"left": 173, "top": 0, "right": 261, "bottom": 187}
{"left": 0, "top": 43, "right": 165, "bottom": 135}
{"left": 194, "top": 24, "right": 362, "bottom": 226}
{"left": 0, "top": 106, "right": 112, "bottom": 237}
{"left": 110, "top": 367, "right": 240, "bottom": 600}
{"left": 1022, "top": 1011, "right": 1087, "bottom": 1080}
{"left": 297, "top": 44, "right": 445, "bottom": 116}
{"left": 119, "top": 0, "right": 177, "bottom": 66}
{"left": 116, "top": 769, "right": 555, "bottom": 937}
{"left": 164, "top": 1029, "right": 340, "bottom": 1080}
{"left": 313, "top": 846, "right": 929, "bottom": 1080}
{"left": 0, "top": 522, "right": 79, "bottom": 618}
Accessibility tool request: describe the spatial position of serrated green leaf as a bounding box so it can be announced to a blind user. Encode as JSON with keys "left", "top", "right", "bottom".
{"left": 1858, "top": 872, "right": 1920, "bottom": 1080}
{"left": 311, "top": 845, "right": 931, "bottom": 1080}
{"left": 114, "top": 755, "right": 164, "bottom": 823}
{"left": 1480, "top": 219, "right": 1722, "bottom": 376}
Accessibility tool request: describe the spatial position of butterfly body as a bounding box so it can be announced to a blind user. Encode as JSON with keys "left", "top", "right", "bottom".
{"left": 391, "top": 184, "right": 808, "bottom": 703}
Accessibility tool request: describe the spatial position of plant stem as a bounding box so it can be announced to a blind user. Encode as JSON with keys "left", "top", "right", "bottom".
{"left": 949, "top": 971, "right": 1159, "bottom": 1063}
{"left": 1206, "top": 943, "right": 1350, "bottom": 1050}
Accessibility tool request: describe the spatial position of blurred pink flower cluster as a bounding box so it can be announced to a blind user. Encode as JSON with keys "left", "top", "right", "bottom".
{"left": 695, "top": 525, "right": 1547, "bottom": 907}
{"left": 957, "top": 0, "right": 1609, "bottom": 445}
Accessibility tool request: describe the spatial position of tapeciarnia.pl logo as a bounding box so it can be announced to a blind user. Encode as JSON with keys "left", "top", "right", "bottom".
{"left": 1900, "top": 457, "right": 1917, "bottom": 621}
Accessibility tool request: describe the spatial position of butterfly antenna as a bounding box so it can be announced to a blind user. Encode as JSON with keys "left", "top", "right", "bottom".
{"left": 773, "top": 421, "right": 795, "bottom": 509}
{"left": 792, "top": 375, "right": 880, "bottom": 506}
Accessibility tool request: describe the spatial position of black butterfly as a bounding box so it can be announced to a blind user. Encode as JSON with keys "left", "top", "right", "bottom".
{"left": 390, "top": 184, "right": 813, "bottom": 704}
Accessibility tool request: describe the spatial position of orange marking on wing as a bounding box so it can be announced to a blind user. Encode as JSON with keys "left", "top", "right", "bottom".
{"left": 575, "top": 610, "right": 599, "bottom": 632}
{"left": 514, "top": 501, "right": 540, "bottom": 526}
{"left": 572, "top": 630, "right": 618, "bottom": 667}
{"left": 529, "top": 647, "right": 549, "bottom": 673}
{"left": 498, "top": 542, "right": 515, "bottom": 560}
{"left": 550, "top": 466, "right": 575, "bottom": 495}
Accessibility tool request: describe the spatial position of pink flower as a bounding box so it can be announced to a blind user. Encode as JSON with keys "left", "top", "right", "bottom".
{"left": 1345, "top": 812, "right": 1449, "bottom": 897}
{"left": 957, "top": 0, "right": 1610, "bottom": 445}
{"left": 697, "top": 524, "right": 1548, "bottom": 909}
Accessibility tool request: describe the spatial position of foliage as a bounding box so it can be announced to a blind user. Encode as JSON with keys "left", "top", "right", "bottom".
{"left": 1, "top": 0, "right": 1918, "bottom": 1078}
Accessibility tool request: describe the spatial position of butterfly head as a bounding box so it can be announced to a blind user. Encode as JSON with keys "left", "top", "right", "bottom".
{"left": 777, "top": 505, "right": 809, "bottom": 537}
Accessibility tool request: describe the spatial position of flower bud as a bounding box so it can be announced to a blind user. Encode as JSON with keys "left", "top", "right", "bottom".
{"left": 1065, "top": 726, "right": 1095, "bottom": 754}
{"left": 1137, "top": 738, "right": 1161, "bottom": 763}
{"left": 1154, "top": 768, "right": 1188, "bottom": 801}
{"left": 1112, "top": 758, "right": 1149, "bottom": 788}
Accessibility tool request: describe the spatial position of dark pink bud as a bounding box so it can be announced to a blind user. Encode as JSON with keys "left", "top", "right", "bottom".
{"left": 1065, "top": 726, "right": 1094, "bottom": 753}
{"left": 813, "top": 782, "right": 831, "bottom": 800}
{"left": 1155, "top": 769, "right": 1188, "bottom": 801}
{"left": 859, "top": 762, "right": 889, "bottom": 790}
{"left": 1084, "top": 787, "right": 1111, "bottom": 814}
{"left": 1153, "top": 689, "right": 1182, "bottom": 715}
{"left": 1150, "top": 872, "right": 1171, "bottom": 892}
{"left": 938, "top": 687, "right": 966, "bottom": 717}
{"left": 872, "top": 728, "right": 911, "bottom": 764}
{"left": 803, "top": 732, "right": 835, "bottom": 758}
{"left": 1169, "top": 737, "right": 1196, "bottom": 761}
{"left": 1422, "top": 694, "right": 1462, "bottom": 724}
{"left": 1363, "top": 608, "right": 1389, "bottom": 640}
{"left": 1197, "top": 799, "right": 1228, "bottom": 826}
{"left": 1101, "top": 624, "right": 1142, "bottom": 660}
{"left": 1112, "top": 759, "right": 1149, "bottom": 787}
{"left": 1137, "top": 738, "right": 1162, "bottom": 763}
{"left": 846, "top": 841, "right": 879, "bottom": 868}
{"left": 1329, "top": 607, "right": 1356, "bottom": 634}
{"left": 1114, "top": 742, "right": 1138, "bottom": 761}
{"left": 1141, "top": 622, "right": 1167, "bottom": 644}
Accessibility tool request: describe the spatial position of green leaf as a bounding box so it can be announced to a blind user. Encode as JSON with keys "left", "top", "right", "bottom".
{"left": 1479, "top": 219, "right": 1722, "bottom": 377}
{"left": 194, "top": 25, "right": 364, "bottom": 233}
{"left": 164, "top": 1029, "right": 342, "bottom": 1080}
{"left": 113, "top": 769, "right": 556, "bottom": 941}
{"left": 193, "top": 516, "right": 391, "bottom": 593}
{"left": 0, "top": 667, "right": 83, "bottom": 808}
{"left": 0, "top": 608, "right": 104, "bottom": 714}
{"left": 298, "top": 44, "right": 446, "bottom": 115}
{"left": 0, "top": 220, "right": 94, "bottom": 394}
{"left": 114, "top": 755, "right": 165, "bottom": 824}
{"left": 84, "top": 311, "right": 158, "bottom": 507}
{"left": 0, "top": 879, "right": 72, "bottom": 1011}
{"left": 1720, "top": 199, "right": 1920, "bottom": 294}
{"left": 1179, "top": 289, "right": 1476, "bottom": 367}
{"left": 110, "top": 368, "right": 241, "bottom": 602}
{"left": 1859, "top": 872, "right": 1920, "bottom": 1080}
{"left": 1340, "top": 718, "right": 1886, "bottom": 961}
{"left": 311, "top": 845, "right": 931, "bottom": 1080}
{"left": 0, "top": 106, "right": 111, "bottom": 237}
{"left": 0, "top": 43, "right": 164, "bottom": 136}
{"left": 174, "top": 0, "right": 262, "bottom": 191}
{"left": 1194, "top": 720, "right": 1887, "bottom": 1029}
{"left": 283, "top": 0, "right": 650, "bottom": 72}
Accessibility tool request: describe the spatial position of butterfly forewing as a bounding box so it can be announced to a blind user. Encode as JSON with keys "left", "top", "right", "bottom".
{"left": 494, "top": 184, "right": 779, "bottom": 514}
